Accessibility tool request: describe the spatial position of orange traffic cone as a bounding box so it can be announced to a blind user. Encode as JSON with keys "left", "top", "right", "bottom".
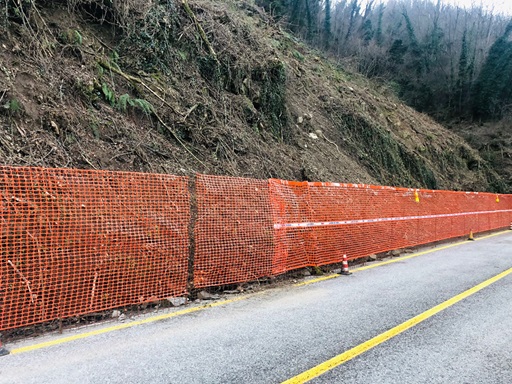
{"left": 468, "top": 230, "right": 475, "bottom": 241}
{"left": 339, "top": 254, "right": 352, "bottom": 275}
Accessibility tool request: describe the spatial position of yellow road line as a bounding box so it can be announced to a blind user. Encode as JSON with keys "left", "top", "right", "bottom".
{"left": 295, "top": 230, "right": 512, "bottom": 286}
{"left": 294, "top": 275, "right": 339, "bottom": 287}
{"left": 283, "top": 266, "right": 512, "bottom": 384}
{"left": 9, "top": 294, "right": 258, "bottom": 355}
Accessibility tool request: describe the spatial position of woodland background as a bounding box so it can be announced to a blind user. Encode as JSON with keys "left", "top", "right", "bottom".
{"left": 258, "top": 0, "right": 512, "bottom": 122}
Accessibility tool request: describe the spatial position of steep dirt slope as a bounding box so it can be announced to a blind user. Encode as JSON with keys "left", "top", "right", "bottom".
{"left": 0, "top": 0, "right": 505, "bottom": 191}
{"left": 454, "top": 120, "right": 512, "bottom": 191}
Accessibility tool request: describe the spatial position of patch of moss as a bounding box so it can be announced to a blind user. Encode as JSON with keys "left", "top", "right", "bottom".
{"left": 398, "top": 147, "right": 438, "bottom": 189}
{"left": 252, "top": 60, "right": 288, "bottom": 140}
{"left": 117, "top": 3, "right": 180, "bottom": 74}
{"left": 339, "top": 114, "right": 438, "bottom": 188}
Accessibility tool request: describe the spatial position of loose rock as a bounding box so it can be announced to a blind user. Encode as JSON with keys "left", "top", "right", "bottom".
{"left": 167, "top": 297, "right": 187, "bottom": 307}
{"left": 197, "top": 291, "right": 213, "bottom": 300}
{"left": 111, "top": 310, "right": 121, "bottom": 318}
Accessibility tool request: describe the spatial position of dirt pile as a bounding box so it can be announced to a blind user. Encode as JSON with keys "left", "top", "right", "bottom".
{"left": 0, "top": 0, "right": 506, "bottom": 191}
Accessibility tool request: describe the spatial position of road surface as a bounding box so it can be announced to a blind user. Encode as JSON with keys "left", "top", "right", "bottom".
{"left": 1, "top": 231, "right": 512, "bottom": 384}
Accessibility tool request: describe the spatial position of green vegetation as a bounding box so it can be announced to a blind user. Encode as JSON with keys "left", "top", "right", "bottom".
{"left": 117, "top": 94, "right": 154, "bottom": 115}
{"left": 61, "top": 29, "right": 83, "bottom": 45}
{"left": 258, "top": 0, "right": 511, "bottom": 122}
{"left": 2, "top": 99, "right": 22, "bottom": 116}
{"left": 253, "top": 60, "right": 288, "bottom": 140}
{"left": 472, "top": 22, "right": 512, "bottom": 120}
{"left": 340, "top": 114, "right": 438, "bottom": 189}
{"left": 0, "top": 0, "right": 508, "bottom": 192}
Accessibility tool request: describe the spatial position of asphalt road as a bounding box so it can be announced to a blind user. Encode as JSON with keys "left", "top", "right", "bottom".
{"left": 1, "top": 231, "right": 512, "bottom": 384}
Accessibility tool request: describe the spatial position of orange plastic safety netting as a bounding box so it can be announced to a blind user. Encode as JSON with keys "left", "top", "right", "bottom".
{"left": 0, "top": 166, "right": 190, "bottom": 331}
{"left": 269, "top": 180, "right": 313, "bottom": 275}
{"left": 194, "top": 175, "right": 274, "bottom": 288}
{"left": 269, "top": 179, "right": 512, "bottom": 269}
{"left": 2, "top": 167, "right": 511, "bottom": 331}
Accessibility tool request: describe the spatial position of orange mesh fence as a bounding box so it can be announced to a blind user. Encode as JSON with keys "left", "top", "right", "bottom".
{"left": 270, "top": 179, "right": 512, "bottom": 269}
{"left": 1, "top": 166, "right": 512, "bottom": 332}
{"left": 269, "top": 180, "right": 314, "bottom": 275}
{"left": 0, "top": 166, "right": 190, "bottom": 331}
{"left": 193, "top": 175, "right": 273, "bottom": 288}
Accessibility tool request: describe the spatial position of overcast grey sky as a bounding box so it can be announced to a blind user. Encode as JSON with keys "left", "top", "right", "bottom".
{"left": 446, "top": 0, "right": 512, "bottom": 14}
{"left": 355, "top": 0, "right": 512, "bottom": 15}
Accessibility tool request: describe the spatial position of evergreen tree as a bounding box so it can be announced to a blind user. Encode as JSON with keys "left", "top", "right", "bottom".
{"left": 257, "top": 0, "right": 511, "bottom": 123}
{"left": 256, "top": 0, "right": 288, "bottom": 19}
{"left": 324, "top": 0, "right": 332, "bottom": 48}
{"left": 375, "top": 3, "right": 385, "bottom": 46}
{"left": 456, "top": 29, "right": 469, "bottom": 114}
{"left": 362, "top": 19, "right": 374, "bottom": 44}
{"left": 473, "top": 21, "right": 512, "bottom": 119}
{"left": 389, "top": 39, "right": 407, "bottom": 64}
{"left": 305, "top": 0, "right": 313, "bottom": 40}
{"left": 402, "top": 9, "right": 423, "bottom": 78}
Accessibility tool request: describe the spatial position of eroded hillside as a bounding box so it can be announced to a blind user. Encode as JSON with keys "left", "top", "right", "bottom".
{"left": 0, "top": 0, "right": 506, "bottom": 191}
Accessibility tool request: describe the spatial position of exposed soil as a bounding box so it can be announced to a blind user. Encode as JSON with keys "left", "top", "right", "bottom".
{"left": 454, "top": 119, "right": 512, "bottom": 191}
{"left": 0, "top": 0, "right": 507, "bottom": 193}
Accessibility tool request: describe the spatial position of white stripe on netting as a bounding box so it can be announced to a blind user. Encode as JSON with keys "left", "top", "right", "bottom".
{"left": 273, "top": 209, "right": 512, "bottom": 229}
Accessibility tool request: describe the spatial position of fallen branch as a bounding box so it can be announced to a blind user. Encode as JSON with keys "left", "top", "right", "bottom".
{"left": 182, "top": 0, "right": 220, "bottom": 65}
{"left": 8, "top": 260, "right": 35, "bottom": 305}
{"left": 98, "top": 60, "right": 205, "bottom": 167}
{"left": 153, "top": 111, "right": 207, "bottom": 168}
{"left": 19, "top": 0, "right": 55, "bottom": 58}
{"left": 321, "top": 132, "right": 341, "bottom": 153}
{"left": 98, "top": 60, "right": 183, "bottom": 116}
{"left": 182, "top": 104, "right": 198, "bottom": 123}
{"left": 109, "top": 152, "right": 134, "bottom": 162}
{"left": 76, "top": 145, "right": 97, "bottom": 169}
